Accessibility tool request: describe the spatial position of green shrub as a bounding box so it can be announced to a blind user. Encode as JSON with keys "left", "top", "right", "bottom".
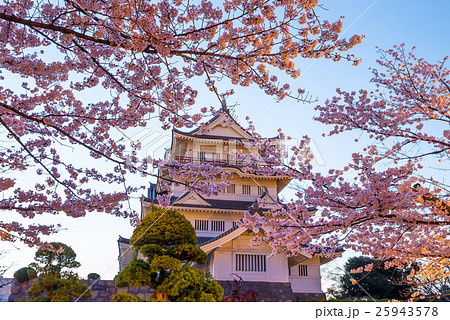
{"left": 87, "top": 273, "right": 101, "bottom": 280}
{"left": 14, "top": 267, "right": 37, "bottom": 284}
{"left": 29, "top": 242, "right": 80, "bottom": 278}
{"left": 26, "top": 274, "right": 91, "bottom": 302}
{"left": 115, "top": 206, "right": 222, "bottom": 302}
{"left": 24, "top": 242, "right": 91, "bottom": 301}
{"left": 112, "top": 292, "right": 146, "bottom": 302}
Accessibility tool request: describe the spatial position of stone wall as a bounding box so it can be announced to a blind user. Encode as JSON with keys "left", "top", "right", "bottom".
{"left": 292, "top": 292, "right": 326, "bottom": 301}
{"left": 83, "top": 280, "right": 155, "bottom": 302}
{"left": 6, "top": 279, "right": 324, "bottom": 302}
{"left": 219, "top": 281, "right": 294, "bottom": 302}
{"left": 7, "top": 279, "right": 154, "bottom": 302}
{"left": 0, "top": 278, "right": 13, "bottom": 302}
{"left": 218, "top": 280, "right": 325, "bottom": 302}
{"left": 8, "top": 279, "right": 35, "bottom": 302}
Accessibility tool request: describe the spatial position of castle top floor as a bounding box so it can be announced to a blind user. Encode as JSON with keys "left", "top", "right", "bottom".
{"left": 159, "top": 112, "right": 291, "bottom": 200}
{"left": 167, "top": 112, "right": 281, "bottom": 169}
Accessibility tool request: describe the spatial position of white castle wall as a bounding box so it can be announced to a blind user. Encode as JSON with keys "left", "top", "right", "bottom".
{"left": 211, "top": 234, "right": 289, "bottom": 283}
{"left": 289, "top": 257, "right": 323, "bottom": 293}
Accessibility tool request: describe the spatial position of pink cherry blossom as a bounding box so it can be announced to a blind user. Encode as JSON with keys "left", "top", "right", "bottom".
{"left": 0, "top": 1, "right": 361, "bottom": 246}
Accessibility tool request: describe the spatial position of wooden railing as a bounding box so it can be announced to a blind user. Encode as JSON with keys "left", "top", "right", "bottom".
{"left": 174, "top": 156, "right": 271, "bottom": 168}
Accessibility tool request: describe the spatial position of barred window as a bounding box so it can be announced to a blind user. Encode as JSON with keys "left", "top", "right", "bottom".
{"left": 226, "top": 184, "right": 236, "bottom": 194}
{"left": 235, "top": 254, "right": 266, "bottom": 272}
{"left": 242, "top": 185, "right": 251, "bottom": 195}
{"left": 194, "top": 220, "right": 208, "bottom": 231}
{"left": 211, "top": 220, "right": 225, "bottom": 232}
{"left": 258, "top": 186, "right": 268, "bottom": 195}
{"left": 233, "top": 221, "right": 238, "bottom": 228}
{"left": 299, "top": 264, "right": 308, "bottom": 277}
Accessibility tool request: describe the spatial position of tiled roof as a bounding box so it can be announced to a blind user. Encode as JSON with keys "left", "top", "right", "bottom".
{"left": 118, "top": 236, "right": 130, "bottom": 245}
{"left": 174, "top": 128, "right": 279, "bottom": 142}
{"left": 174, "top": 129, "right": 247, "bottom": 141}
{"left": 187, "top": 114, "right": 221, "bottom": 134}
{"left": 197, "top": 225, "right": 241, "bottom": 246}
{"left": 197, "top": 236, "right": 216, "bottom": 246}
{"left": 184, "top": 113, "right": 250, "bottom": 137}
{"left": 118, "top": 235, "right": 222, "bottom": 247}
{"left": 144, "top": 191, "right": 313, "bottom": 213}
{"left": 144, "top": 192, "right": 259, "bottom": 211}
{"left": 171, "top": 197, "right": 255, "bottom": 210}
{"left": 205, "top": 198, "right": 255, "bottom": 210}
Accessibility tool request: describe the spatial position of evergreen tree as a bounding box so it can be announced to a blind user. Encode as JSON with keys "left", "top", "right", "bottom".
{"left": 26, "top": 243, "right": 91, "bottom": 302}
{"left": 13, "top": 267, "right": 37, "bottom": 284}
{"left": 29, "top": 242, "right": 81, "bottom": 278}
{"left": 26, "top": 274, "right": 91, "bottom": 302}
{"left": 115, "top": 206, "right": 223, "bottom": 301}
{"left": 334, "top": 256, "right": 412, "bottom": 300}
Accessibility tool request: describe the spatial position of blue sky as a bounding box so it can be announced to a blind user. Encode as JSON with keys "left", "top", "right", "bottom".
{"left": 1, "top": 0, "right": 450, "bottom": 287}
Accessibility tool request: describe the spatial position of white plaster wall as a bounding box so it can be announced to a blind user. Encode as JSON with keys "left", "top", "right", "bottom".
{"left": 288, "top": 257, "right": 323, "bottom": 293}
{"left": 215, "top": 177, "right": 277, "bottom": 200}
{"left": 118, "top": 242, "right": 135, "bottom": 272}
{"left": 290, "top": 278, "right": 323, "bottom": 293}
{"left": 211, "top": 235, "right": 289, "bottom": 283}
{"left": 183, "top": 211, "right": 242, "bottom": 238}
{"left": 208, "top": 125, "right": 243, "bottom": 138}
{"left": 212, "top": 250, "right": 234, "bottom": 280}
{"left": 171, "top": 176, "right": 278, "bottom": 200}
{"left": 266, "top": 253, "right": 289, "bottom": 282}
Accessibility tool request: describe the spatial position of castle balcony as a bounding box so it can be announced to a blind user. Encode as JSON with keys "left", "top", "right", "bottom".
{"left": 174, "top": 155, "right": 273, "bottom": 169}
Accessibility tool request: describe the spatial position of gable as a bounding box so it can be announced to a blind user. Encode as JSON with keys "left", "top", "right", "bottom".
{"left": 257, "top": 193, "right": 278, "bottom": 209}
{"left": 208, "top": 125, "right": 246, "bottom": 138}
{"left": 200, "top": 226, "right": 248, "bottom": 253}
{"left": 194, "top": 113, "right": 253, "bottom": 140}
{"left": 173, "top": 192, "right": 211, "bottom": 206}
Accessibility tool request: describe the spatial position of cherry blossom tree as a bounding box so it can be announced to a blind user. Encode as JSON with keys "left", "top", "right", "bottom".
{"left": 0, "top": 0, "right": 362, "bottom": 246}
{"left": 243, "top": 45, "right": 450, "bottom": 288}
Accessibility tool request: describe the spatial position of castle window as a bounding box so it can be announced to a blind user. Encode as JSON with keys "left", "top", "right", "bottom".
{"left": 242, "top": 185, "right": 251, "bottom": 195}
{"left": 194, "top": 220, "right": 209, "bottom": 231}
{"left": 235, "top": 254, "right": 266, "bottom": 272}
{"left": 299, "top": 264, "right": 308, "bottom": 277}
{"left": 198, "top": 152, "right": 206, "bottom": 161}
{"left": 226, "top": 184, "right": 235, "bottom": 194}
{"left": 211, "top": 220, "right": 225, "bottom": 232}
{"left": 212, "top": 153, "right": 220, "bottom": 161}
{"left": 258, "top": 186, "right": 268, "bottom": 195}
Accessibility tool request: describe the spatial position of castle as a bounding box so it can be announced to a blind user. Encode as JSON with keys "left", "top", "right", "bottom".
{"left": 118, "top": 112, "right": 340, "bottom": 301}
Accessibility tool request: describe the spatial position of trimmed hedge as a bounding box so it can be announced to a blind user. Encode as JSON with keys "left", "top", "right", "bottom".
{"left": 87, "top": 273, "right": 101, "bottom": 280}
{"left": 14, "top": 267, "right": 37, "bottom": 284}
